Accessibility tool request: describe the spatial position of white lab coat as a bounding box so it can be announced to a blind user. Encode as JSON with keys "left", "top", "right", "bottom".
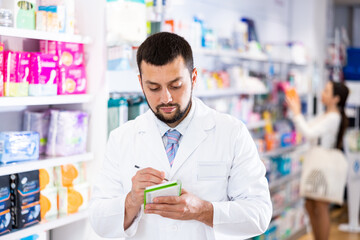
{"left": 89, "top": 98, "right": 272, "bottom": 240}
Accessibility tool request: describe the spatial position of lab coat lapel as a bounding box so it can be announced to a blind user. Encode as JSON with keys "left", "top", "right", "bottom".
{"left": 170, "top": 100, "right": 215, "bottom": 178}
{"left": 136, "top": 111, "right": 171, "bottom": 172}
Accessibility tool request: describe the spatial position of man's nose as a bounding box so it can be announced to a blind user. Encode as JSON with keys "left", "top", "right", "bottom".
{"left": 160, "top": 88, "right": 172, "bottom": 104}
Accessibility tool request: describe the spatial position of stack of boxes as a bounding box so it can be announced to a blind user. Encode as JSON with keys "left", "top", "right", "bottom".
{"left": 40, "top": 41, "right": 87, "bottom": 95}
{"left": 39, "top": 168, "right": 57, "bottom": 221}
{"left": 10, "top": 170, "right": 41, "bottom": 229}
{"left": 0, "top": 41, "right": 87, "bottom": 97}
{"left": 56, "top": 162, "right": 89, "bottom": 216}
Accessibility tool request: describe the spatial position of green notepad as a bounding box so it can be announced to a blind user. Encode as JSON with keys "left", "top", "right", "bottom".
{"left": 144, "top": 180, "right": 182, "bottom": 205}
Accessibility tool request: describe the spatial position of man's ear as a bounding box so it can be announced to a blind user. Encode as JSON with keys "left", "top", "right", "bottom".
{"left": 138, "top": 74, "right": 144, "bottom": 91}
{"left": 191, "top": 68, "right": 197, "bottom": 87}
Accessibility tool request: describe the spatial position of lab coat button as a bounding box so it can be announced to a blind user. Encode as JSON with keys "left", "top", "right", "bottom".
{"left": 171, "top": 224, "right": 178, "bottom": 231}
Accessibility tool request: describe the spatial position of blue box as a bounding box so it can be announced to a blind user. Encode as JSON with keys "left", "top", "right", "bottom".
{"left": 0, "top": 132, "right": 39, "bottom": 164}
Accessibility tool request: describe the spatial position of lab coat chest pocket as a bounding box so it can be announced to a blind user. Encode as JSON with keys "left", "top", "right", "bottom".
{"left": 192, "top": 161, "right": 229, "bottom": 201}
{"left": 197, "top": 161, "right": 227, "bottom": 181}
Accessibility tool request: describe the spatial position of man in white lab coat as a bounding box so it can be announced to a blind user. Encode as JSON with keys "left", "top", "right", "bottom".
{"left": 90, "top": 32, "right": 272, "bottom": 240}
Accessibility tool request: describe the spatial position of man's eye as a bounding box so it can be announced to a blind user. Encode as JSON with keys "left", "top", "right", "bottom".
{"left": 149, "top": 87, "right": 160, "bottom": 91}
{"left": 171, "top": 86, "right": 181, "bottom": 89}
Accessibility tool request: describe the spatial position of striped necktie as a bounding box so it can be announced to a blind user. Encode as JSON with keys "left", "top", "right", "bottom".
{"left": 164, "top": 130, "right": 181, "bottom": 167}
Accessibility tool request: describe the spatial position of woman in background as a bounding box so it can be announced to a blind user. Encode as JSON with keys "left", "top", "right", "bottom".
{"left": 287, "top": 81, "right": 349, "bottom": 240}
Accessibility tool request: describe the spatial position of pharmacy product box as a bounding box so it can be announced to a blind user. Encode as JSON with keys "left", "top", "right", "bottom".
{"left": 10, "top": 171, "right": 40, "bottom": 207}
{"left": 46, "top": 110, "right": 88, "bottom": 156}
{"left": 55, "top": 162, "right": 87, "bottom": 187}
{"left": 0, "top": 175, "right": 11, "bottom": 235}
{"left": 58, "top": 66, "right": 87, "bottom": 94}
{"left": 0, "top": 131, "right": 40, "bottom": 164}
{"left": 58, "top": 182, "right": 89, "bottom": 215}
{"left": 10, "top": 170, "right": 40, "bottom": 229}
{"left": 4, "top": 51, "right": 19, "bottom": 97}
{"left": 23, "top": 110, "right": 51, "bottom": 154}
{"left": 11, "top": 201, "right": 40, "bottom": 229}
{"left": 29, "top": 53, "right": 59, "bottom": 96}
{"left": 0, "top": 42, "right": 4, "bottom": 97}
{"left": 16, "top": 52, "right": 31, "bottom": 96}
{"left": 40, "top": 187, "right": 57, "bottom": 221}
{"left": 40, "top": 41, "right": 84, "bottom": 67}
{"left": 39, "top": 167, "right": 55, "bottom": 190}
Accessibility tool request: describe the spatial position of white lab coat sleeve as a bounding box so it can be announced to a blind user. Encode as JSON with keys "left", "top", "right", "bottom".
{"left": 212, "top": 123, "right": 272, "bottom": 239}
{"left": 89, "top": 130, "right": 142, "bottom": 238}
{"left": 293, "top": 113, "right": 340, "bottom": 140}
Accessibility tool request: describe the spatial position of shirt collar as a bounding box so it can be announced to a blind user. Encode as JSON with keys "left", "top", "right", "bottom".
{"left": 153, "top": 97, "right": 196, "bottom": 137}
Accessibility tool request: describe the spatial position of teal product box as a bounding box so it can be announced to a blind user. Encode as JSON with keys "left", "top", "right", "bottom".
{"left": 0, "top": 175, "right": 11, "bottom": 235}
{"left": 10, "top": 171, "right": 40, "bottom": 207}
{"left": 10, "top": 171, "right": 40, "bottom": 229}
{"left": 0, "top": 131, "right": 40, "bottom": 164}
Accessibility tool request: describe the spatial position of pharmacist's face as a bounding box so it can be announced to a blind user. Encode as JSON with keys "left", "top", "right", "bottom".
{"left": 139, "top": 56, "right": 197, "bottom": 127}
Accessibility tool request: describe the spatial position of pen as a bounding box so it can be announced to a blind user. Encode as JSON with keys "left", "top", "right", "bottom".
{"left": 134, "top": 165, "right": 169, "bottom": 181}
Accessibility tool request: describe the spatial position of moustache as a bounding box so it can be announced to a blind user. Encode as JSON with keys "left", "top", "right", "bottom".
{"left": 156, "top": 104, "right": 179, "bottom": 110}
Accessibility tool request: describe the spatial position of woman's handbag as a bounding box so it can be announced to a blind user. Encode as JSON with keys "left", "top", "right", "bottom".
{"left": 300, "top": 147, "right": 348, "bottom": 204}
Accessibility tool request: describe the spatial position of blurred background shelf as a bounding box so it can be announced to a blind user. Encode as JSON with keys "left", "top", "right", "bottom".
{"left": 0, "top": 26, "right": 91, "bottom": 43}
{"left": 194, "top": 88, "right": 269, "bottom": 98}
{"left": 0, "top": 94, "right": 93, "bottom": 107}
{"left": 0, "top": 211, "right": 89, "bottom": 240}
{"left": 0, "top": 152, "right": 94, "bottom": 176}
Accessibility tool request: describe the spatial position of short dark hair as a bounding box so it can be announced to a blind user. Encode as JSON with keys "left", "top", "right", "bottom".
{"left": 136, "top": 32, "right": 194, "bottom": 77}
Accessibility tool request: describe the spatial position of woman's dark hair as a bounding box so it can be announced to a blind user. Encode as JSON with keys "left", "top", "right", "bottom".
{"left": 136, "top": 32, "right": 194, "bottom": 77}
{"left": 331, "top": 81, "right": 349, "bottom": 150}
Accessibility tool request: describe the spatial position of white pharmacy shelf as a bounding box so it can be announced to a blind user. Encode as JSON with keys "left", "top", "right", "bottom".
{"left": 0, "top": 26, "right": 91, "bottom": 44}
{"left": 272, "top": 198, "right": 303, "bottom": 217}
{"left": 194, "top": 88, "right": 268, "bottom": 98}
{"left": 193, "top": 48, "right": 308, "bottom": 66}
{"left": 193, "top": 48, "right": 267, "bottom": 61}
{"left": 261, "top": 144, "right": 306, "bottom": 158}
{"left": 247, "top": 120, "right": 266, "bottom": 130}
{"left": 0, "top": 94, "right": 92, "bottom": 107}
{"left": 0, "top": 211, "right": 89, "bottom": 240}
{"left": 269, "top": 171, "right": 301, "bottom": 191}
{"left": 286, "top": 226, "right": 307, "bottom": 240}
{"left": 0, "top": 152, "right": 94, "bottom": 176}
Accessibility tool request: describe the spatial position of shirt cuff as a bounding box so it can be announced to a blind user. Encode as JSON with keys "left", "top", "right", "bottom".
{"left": 123, "top": 204, "right": 143, "bottom": 237}
{"left": 211, "top": 201, "right": 229, "bottom": 225}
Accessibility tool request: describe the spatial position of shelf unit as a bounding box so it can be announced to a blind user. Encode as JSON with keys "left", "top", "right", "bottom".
{"left": 286, "top": 226, "right": 307, "bottom": 240}
{"left": 0, "top": 211, "right": 89, "bottom": 240}
{"left": 273, "top": 198, "right": 303, "bottom": 217}
{"left": 0, "top": 94, "right": 93, "bottom": 107}
{"left": 0, "top": 22, "right": 95, "bottom": 239}
{"left": 269, "top": 171, "right": 301, "bottom": 191}
{"left": 194, "top": 88, "right": 268, "bottom": 98}
{"left": 0, "top": 26, "right": 91, "bottom": 44}
{"left": 0, "top": 152, "right": 94, "bottom": 176}
{"left": 247, "top": 120, "right": 267, "bottom": 130}
{"left": 261, "top": 144, "right": 306, "bottom": 158}
{"left": 193, "top": 48, "right": 308, "bottom": 66}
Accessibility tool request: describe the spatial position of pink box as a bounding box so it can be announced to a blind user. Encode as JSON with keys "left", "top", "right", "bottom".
{"left": 58, "top": 66, "right": 87, "bottom": 95}
{"left": 0, "top": 43, "right": 3, "bottom": 97}
{"left": 18, "top": 52, "right": 32, "bottom": 83}
{"left": 29, "top": 53, "right": 59, "bottom": 96}
{"left": 4, "top": 51, "right": 19, "bottom": 96}
{"left": 40, "top": 40, "right": 84, "bottom": 67}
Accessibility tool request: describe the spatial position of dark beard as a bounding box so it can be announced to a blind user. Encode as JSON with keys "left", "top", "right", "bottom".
{"left": 144, "top": 96, "right": 192, "bottom": 124}
{"left": 155, "top": 99, "right": 192, "bottom": 124}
